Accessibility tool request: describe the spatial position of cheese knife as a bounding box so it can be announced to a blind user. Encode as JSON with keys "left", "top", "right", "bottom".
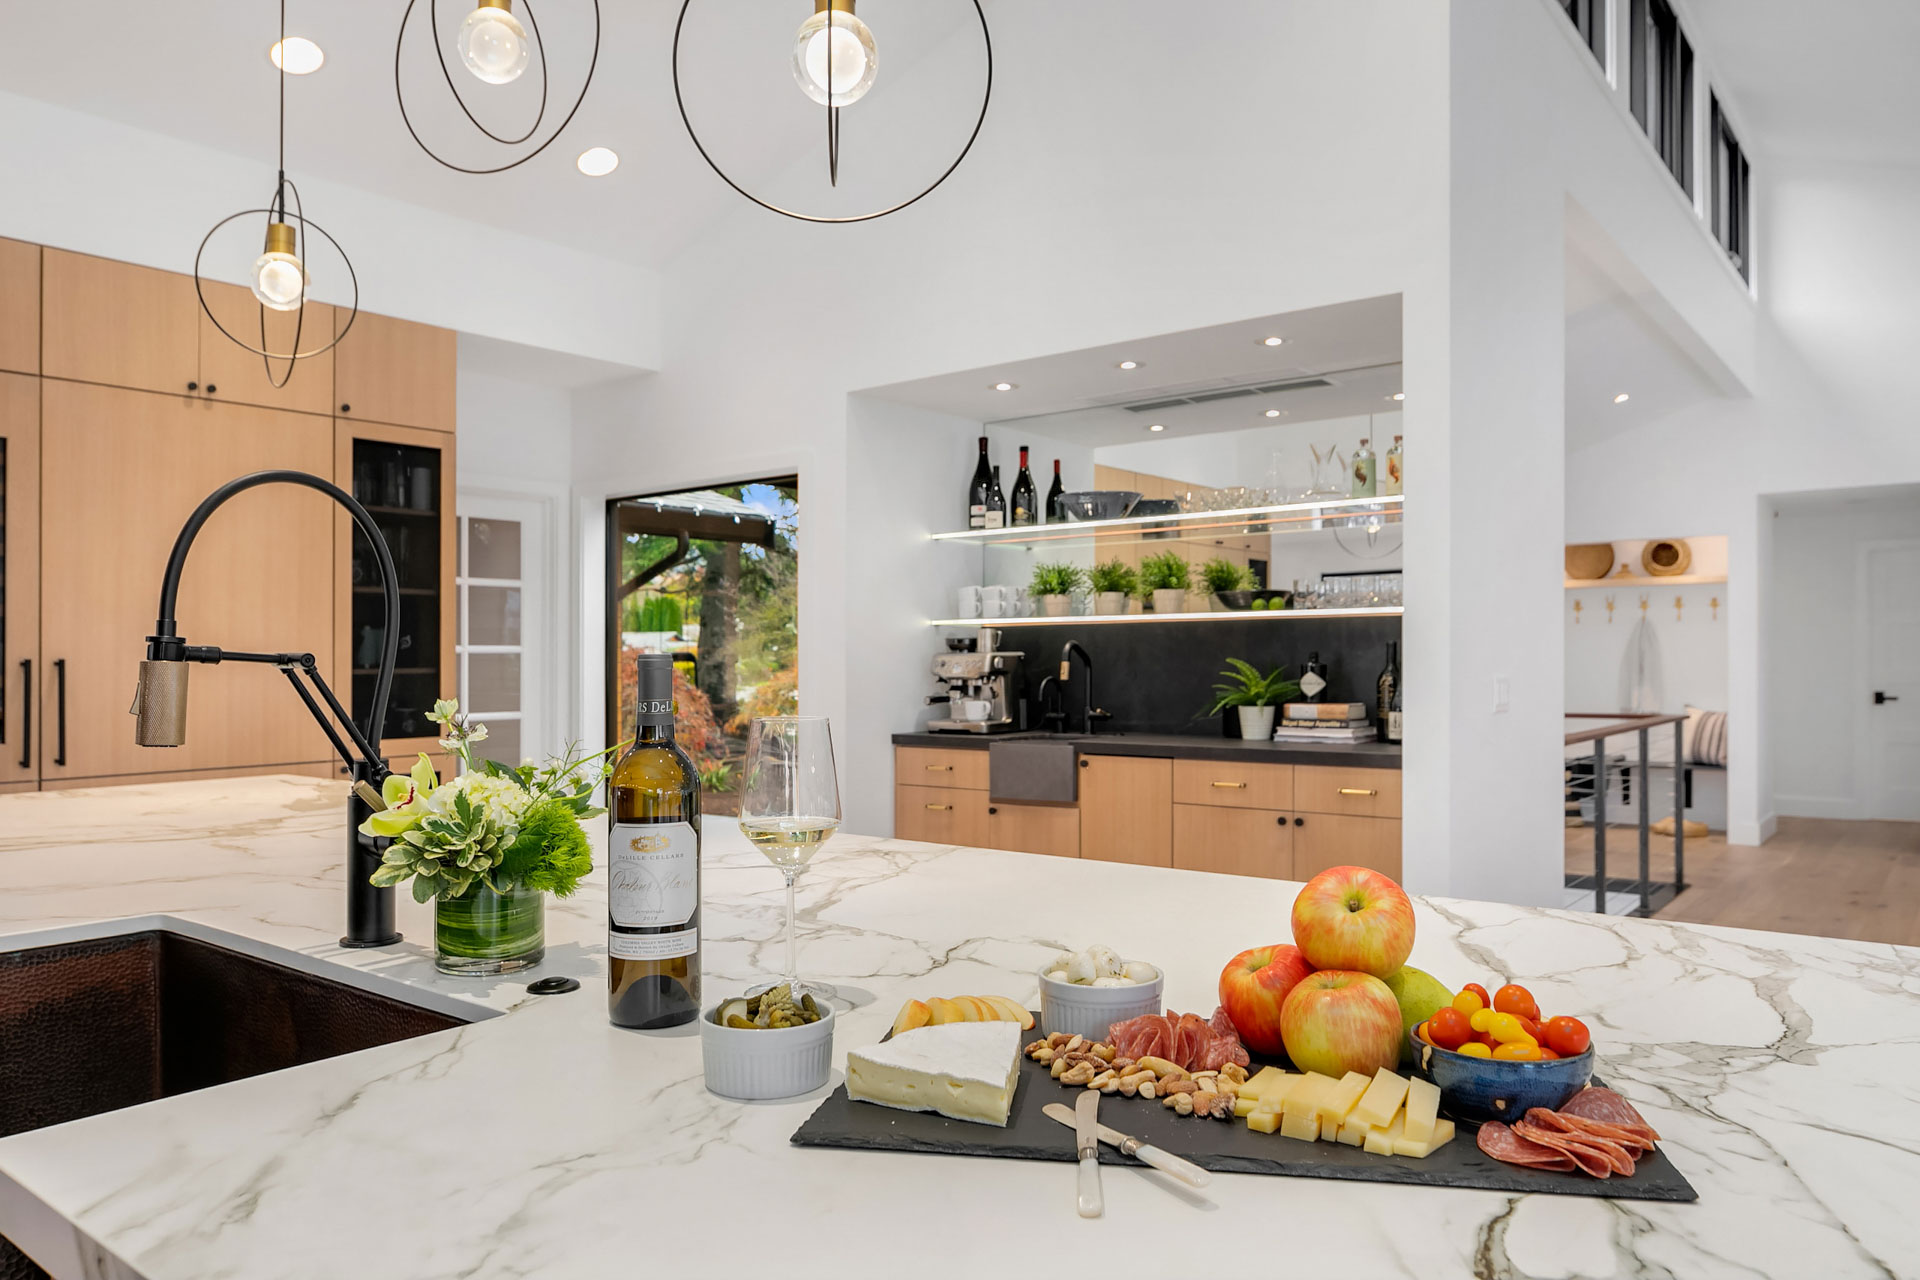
{"left": 1043, "top": 1102, "right": 1213, "bottom": 1190}
{"left": 1074, "top": 1089, "right": 1104, "bottom": 1218}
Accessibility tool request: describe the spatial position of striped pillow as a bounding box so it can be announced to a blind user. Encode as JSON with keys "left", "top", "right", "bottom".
{"left": 1683, "top": 705, "right": 1727, "bottom": 766}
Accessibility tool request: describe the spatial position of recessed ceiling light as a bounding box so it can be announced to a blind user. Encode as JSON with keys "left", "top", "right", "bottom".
{"left": 992, "top": 382, "right": 1016, "bottom": 392}
{"left": 1117, "top": 360, "right": 1140, "bottom": 370}
{"left": 270, "top": 37, "right": 325, "bottom": 75}
{"left": 1260, "top": 336, "right": 1285, "bottom": 347}
{"left": 1264, "top": 409, "right": 1282, "bottom": 418}
{"left": 1148, "top": 423, "right": 1165, "bottom": 432}
{"left": 1613, "top": 392, "right": 1631, "bottom": 404}
{"left": 576, "top": 147, "right": 619, "bottom": 177}
{"left": 1390, "top": 392, "right": 1405, "bottom": 402}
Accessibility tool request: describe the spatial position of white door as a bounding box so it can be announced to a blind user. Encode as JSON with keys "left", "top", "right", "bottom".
{"left": 457, "top": 495, "right": 550, "bottom": 770}
{"left": 1864, "top": 541, "right": 1920, "bottom": 820}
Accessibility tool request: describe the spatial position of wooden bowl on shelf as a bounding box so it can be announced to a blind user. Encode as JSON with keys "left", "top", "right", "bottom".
{"left": 1564, "top": 543, "right": 1614, "bottom": 581}
{"left": 1641, "top": 539, "right": 1692, "bottom": 577}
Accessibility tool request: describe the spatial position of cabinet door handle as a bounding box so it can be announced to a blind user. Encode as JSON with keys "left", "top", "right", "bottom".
{"left": 925, "top": 764, "right": 952, "bottom": 772}
{"left": 1294, "top": 817, "right": 1305, "bottom": 826}
{"left": 53, "top": 659, "right": 66, "bottom": 767}
{"left": 1338, "top": 787, "right": 1377, "bottom": 797}
{"left": 1079, "top": 759, "right": 1089, "bottom": 768}
{"left": 988, "top": 806, "right": 998, "bottom": 815}
{"left": 925, "top": 803, "right": 952, "bottom": 811}
{"left": 1210, "top": 781, "right": 1247, "bottom": 789}
{"left": 16, "top": 659, "right": 29, "bottom": 768}
{"left": 340, "top": 403, "right": 352, "bottom": 413}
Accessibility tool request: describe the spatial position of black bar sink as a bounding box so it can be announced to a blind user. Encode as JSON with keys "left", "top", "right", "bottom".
{"left": 0, "top": 928, "right": 469, "bottom": 1280}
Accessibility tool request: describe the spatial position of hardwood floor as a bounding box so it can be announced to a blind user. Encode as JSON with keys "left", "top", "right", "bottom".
{"left": 1564, "top": 817, "right": 1920, "bottom": 948}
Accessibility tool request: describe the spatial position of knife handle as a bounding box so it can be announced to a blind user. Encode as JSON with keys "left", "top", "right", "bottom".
{"left": 1077, "top": 1155, "right": 1104, "bottom": 1218}
{"left": 1129, "top": 1143, "right": 1211, "bottom": 1189}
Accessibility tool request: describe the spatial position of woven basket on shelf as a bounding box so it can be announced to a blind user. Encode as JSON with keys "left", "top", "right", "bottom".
{"left": 1641, "top": 538, "right": 1692, "bottom": 577}
{"left": 1564, "top": 543, "right": 1615, "bottom": 581}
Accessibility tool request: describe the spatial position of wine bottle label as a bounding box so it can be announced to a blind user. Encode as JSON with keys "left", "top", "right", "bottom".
{"left": 1300, "top": 670, "right": 1328, "bottom": 699}
{"left": 985, "top": 511, "right": 1005, "bottom": 529}
{"left": 608, "top": 822, "right": 699, "bottom": 929}
{"left": 609, "top": 927, "right": 698, "bottom": 961}
{"left": 1387, "top": 710, "right": 1403, "bottom": 740}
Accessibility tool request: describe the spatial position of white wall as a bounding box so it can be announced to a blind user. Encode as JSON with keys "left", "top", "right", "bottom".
{"left": 457, "top": 370, "right": 575, "bottom": 487}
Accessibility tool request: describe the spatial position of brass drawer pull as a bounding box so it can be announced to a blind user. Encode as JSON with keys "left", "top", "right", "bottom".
{"left": 1210, "top": 781, "right": 1247, "bottom": 789}
{"left": 925, "top": 764, "right": 953, "bottom": 771}
{"left": 1338, "top": 787, "right": 1378, "bottom": 797}
{"left": 925, "top": 803, "right": 952, "bottom": 811}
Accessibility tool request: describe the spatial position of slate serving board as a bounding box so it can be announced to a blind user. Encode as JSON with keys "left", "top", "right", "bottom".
{"left": 791, "top": 1021, "right": 1698, "bottom": 1204}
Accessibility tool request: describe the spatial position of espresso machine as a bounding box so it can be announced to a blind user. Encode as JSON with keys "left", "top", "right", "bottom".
{"left": 926, "top": 628, "right": 1025, "bottom": 734}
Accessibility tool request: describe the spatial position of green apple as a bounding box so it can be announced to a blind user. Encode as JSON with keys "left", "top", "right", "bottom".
{"left": 1381, "top": 964, "right": 1453, "bottom": 1064}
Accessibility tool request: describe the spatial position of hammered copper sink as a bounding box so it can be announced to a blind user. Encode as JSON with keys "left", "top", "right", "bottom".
{"left": 0, "top": 930, "right": 468, "bottom": 1280}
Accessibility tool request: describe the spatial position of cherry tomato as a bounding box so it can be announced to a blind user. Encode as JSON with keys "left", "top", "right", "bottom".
{"left": 1513, "top": 1015, "right": 1541, "bottom": 1042}
{"left": 1486, "top": 1013, "right": 1537, "bottom": 1047}
{"left": 1468, "top": 1007, "right": 1497, "bottom": 1035}
{"left": 1492, "top": 984, "right": 1540, "bottom": 1022}
{"left": 1427, "top": 1006, "right": 1472, "bottom": 1051}
{"left": 1463, "top": 983, "right": 1492, "bottom": 1008}
{"left": 1541, "top": 1015, "right": 1592, "bottom": 1057}
{"left": 1455, "top": 1041, "right": 1493, "bottom": 1059}
{"left": 1493, "top": 1042, "right": 1543, "bottom": 1061}
{"left": 1537, "top": 1047, "right": 1561, "bottom": 1061}
{"left": 1451, "top": 989, "right": 1486, "bottom": 1016}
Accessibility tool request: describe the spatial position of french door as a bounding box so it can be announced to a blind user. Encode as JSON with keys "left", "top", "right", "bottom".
{"left": 456, "top": 494, "right": 550, "bottom": 770}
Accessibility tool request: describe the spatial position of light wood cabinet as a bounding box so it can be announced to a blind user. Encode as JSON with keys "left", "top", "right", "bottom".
{"left": 896, "top": 744, "right": 989, "bottom": 791}
{"left": 988, "top": 802, "right": 1079, "bottom": 858}
{"left": 38, "top": 382, "right": 337, "bottom": 782}
{"left": 0, "top": 238, "right": 40, "bottom": 375}
{"left": 895, "top": 783, "right": 989, "bottom": 847}
{"left": 41, "top": 250, "right": 200, "bottom": 397}
{"left": 334, "top": 311, "right": 456, "bottom": 433}
{"left": 1078, "top": 754, "right": 1172, "bottom": 866}
{"left": 0, "top": 374, "right": 39, "bottom": 785}
{"left": 196, "top": 281, "right": 336, "bottom": 417}
{"left": 1173, "top": 803, "right": 1293, "bottom": 878}
{"left": 1173, "top": 758, "right": 1293, "bottom": 810}
{"left": 1295, "top": 765, "right": 1402, "bottom": 819}
{"left": 1292, "top": 813, "right": 1402, "bottom": 881}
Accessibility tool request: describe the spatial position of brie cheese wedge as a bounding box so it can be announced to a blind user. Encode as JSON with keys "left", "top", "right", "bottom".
{"left": 846, "top": 1022, "right": 1021, "bottom": 1127}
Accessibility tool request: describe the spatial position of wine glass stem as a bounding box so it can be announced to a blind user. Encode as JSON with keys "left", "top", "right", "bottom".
{"left": 783, "top": 868, "right": 799, "bottom": 987}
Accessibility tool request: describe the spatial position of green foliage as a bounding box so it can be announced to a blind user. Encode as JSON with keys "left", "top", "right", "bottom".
{"left": 1137, "top": 551, "right": 1192, "bottom": 594}
{"left": 370, "top": 787, "right": 517, "bottom": 902}
{"left": 1088, "top": 559, "right": 1137, "bottom": 595}
{"left": 1201, "top": 557, "right": 1255, "bottom": 594}
{"left": 1029, "top": 561, "right": 1087, "bottom": 597}
{"left": 1201, "top": 658, "right": 1301, "bottom": 717}
{"left": 698, "top": 759, "right": 735, "bottom": 793}
{"left": 497, "top": 797, "right": 596, "bottom": 897}
{"left": 635, "top": 594, "right": 683, "bottom": 633}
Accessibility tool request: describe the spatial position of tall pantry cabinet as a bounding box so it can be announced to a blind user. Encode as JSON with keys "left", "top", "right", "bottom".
{"left": 4, "top": 240, "right": 457, "bottom": 790}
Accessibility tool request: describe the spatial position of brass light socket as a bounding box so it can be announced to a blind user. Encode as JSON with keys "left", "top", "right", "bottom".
{"left": 815, "top": 0, "right": 856, "bottom": 12}
{"left": 263, "top": 220, "right": 297, "bottom": 257}
{"left": 479, "top": 0, "right": 512, "bottom": 10}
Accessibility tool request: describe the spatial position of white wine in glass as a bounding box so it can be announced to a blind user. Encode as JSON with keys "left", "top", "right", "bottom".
{"left": 738, "top": 717, "right": 841, "bottom": 995}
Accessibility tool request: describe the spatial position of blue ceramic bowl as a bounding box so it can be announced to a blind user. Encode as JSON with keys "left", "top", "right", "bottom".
{"left": 1406, "top": 1027, "right": 1594, "bottom": 1126}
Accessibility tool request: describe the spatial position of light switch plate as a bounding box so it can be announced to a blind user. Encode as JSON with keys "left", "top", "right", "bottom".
{"left": 1493, "top": 676, "right": 1510, "bottom": 714}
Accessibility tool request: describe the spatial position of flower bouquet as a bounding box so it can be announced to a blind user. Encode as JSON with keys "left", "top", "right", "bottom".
{"left": 360, "top": 700, "right": 617, "bottom": 975}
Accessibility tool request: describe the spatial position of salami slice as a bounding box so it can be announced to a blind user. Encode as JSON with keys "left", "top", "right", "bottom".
{"left": 1513, "top": 1119, "right": 1615, "bottom": 1178}
{"left": 1477, "top": 1121, "right": 1577, "bottom": 1172}
{"left": 1552, "top": 1112, "right": 1656, "bottom": 1155}
{"left": 1523, "top": 1110, "right": 1637, "bottom": 1175}
{"left": 1559, "top": 1087, "right": 1661, "bottom": 1141}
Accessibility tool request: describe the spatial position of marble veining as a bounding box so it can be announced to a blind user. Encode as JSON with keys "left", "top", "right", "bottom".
{"left": 2, "top": 776, "right": 1918, "bottom": 1279}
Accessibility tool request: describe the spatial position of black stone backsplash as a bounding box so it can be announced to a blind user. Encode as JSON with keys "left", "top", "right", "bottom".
{"left": 990, "top": 616, "right": 1402, "bottom": 736}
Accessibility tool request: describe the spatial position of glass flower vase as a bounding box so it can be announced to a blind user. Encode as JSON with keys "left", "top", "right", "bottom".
{"left": 434, "top": 881, "right": 545, "bottom": 976}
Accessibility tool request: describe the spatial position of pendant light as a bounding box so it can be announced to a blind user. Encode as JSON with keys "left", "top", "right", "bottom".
{"left": 194, "top": 0, "right": 358, "bottom": 389}
{"left": 396, "top": 0, "right": 601, "bottom": 174}
{"left": 673, "top": 0, "right": 992, "bottom": 224}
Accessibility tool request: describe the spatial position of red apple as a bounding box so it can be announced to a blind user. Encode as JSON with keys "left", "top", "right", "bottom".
{"left": 1218, "top": 944, "right": 1316, "bottom": 1056}
{"left": 1279, "top": 969, "right": 1404, "bottom": 1079}
{"left": 1289, "top": 865, "right": 1415, "bottom": 977}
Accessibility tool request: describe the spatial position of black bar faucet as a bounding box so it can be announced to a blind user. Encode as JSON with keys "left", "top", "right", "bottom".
{"left": 1059, "top": 641, "right": 1111, "bottom": 736}
{"left": 131, "top": 469, "right": 405, "bottom": 949}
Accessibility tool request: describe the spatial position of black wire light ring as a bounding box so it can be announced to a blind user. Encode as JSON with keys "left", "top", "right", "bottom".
{"left": 396, "top": 0, "right": 600, "bottom": 175}
{"left": 194, "top": 201, "right": 360, "bottom": 366}
{"left": 672, "top": 0, "right": 992, "bottom": 225}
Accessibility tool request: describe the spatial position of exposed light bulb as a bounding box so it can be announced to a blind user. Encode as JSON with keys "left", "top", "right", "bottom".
{"left": 458, "top": 1, "right": 530, "bottom": 85}
{"left": 251, "top": 222, "right": 306, "bottom": 312}
{"left": 792, "top": 6, "right": 878, "bottom": 107}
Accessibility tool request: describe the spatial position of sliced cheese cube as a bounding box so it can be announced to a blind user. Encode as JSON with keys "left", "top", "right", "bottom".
{"left": 1322, "top": 1071, "right": 1373, "bottom": 1125}
{"left": 1283, "top": 1071, "right": 1338, "bottom": 1121}
{"left": 1392, "top": 1116, "right": 1456, "bottom": 1159}
{"left": 1280, "top": 1106, "right": 1322, "bottom": 1142}
{"left": 1247, "top": 1109, "right": 1282, "bottom": 1135}
{"left": 1336, "top": 1117, "right": 1371, "bottom": 1147}
{"left": 1362, "top": 1111, "right": 1406, "bottom": 1157}
{"left": 845, "top": 1022, "right": 1020, "bottom": 1127}
{"left": 1239, "top": 1065, "right": 1288, "bottom": 1102}
{"left": 1260, "top": 1073, "right": 1299, "bottom": 1109}
{"left": 1403, "top": 1077, "right": 1441, "bottom": 1145}
{"left": 1233, "top": 1095, "right": 1261, "bottom": 1119}
{"left": 1349, "top": 1068, "right": 1411, "bottom": 1131}
{"left": 1318, "top": 1113, "right": 1342, "bottom": 1142}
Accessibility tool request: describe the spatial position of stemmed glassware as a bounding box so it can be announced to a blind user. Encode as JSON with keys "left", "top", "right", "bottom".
{"left": 738, "top": 717, "right": 842, "bottom": 997}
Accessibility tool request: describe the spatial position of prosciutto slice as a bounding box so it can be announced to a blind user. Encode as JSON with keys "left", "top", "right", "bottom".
{"left": 1103, "top": 1008, "right": 1248, "bottom": 1072}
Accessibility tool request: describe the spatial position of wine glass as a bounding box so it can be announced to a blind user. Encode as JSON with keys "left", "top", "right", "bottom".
{"left": 738, "top": 716, "right": 842, "bottom": 997}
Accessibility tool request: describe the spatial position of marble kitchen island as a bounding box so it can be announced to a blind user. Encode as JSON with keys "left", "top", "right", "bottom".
{"left": 1, "top": 776, "right": 1915, "bottom": 1279}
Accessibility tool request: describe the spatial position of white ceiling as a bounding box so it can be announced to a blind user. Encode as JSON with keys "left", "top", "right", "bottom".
{"left": 1563, "top": 242, "right": 1724, "bottom": 450}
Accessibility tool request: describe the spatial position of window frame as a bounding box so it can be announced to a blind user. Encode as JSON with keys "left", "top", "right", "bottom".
{"left": 1709, "top": 94, "right": 1752, "bottom": 282}
{"left": 1557, "top": 0, "right": 1608, "bottom": 71}
{"left": 1630, "top": 0, "right": 1694, "bottom": 196}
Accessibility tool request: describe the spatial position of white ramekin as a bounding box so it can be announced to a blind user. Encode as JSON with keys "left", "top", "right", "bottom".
{"left": 700, "top": 999, "right": 836, "bottom": 1100}
{"left": 1037, "top": 963, "right": 1164, "bottom": 1042}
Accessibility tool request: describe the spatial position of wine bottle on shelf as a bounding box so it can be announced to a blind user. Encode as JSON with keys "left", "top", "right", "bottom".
{"left": 1010, "top": 446, "right": 1038, "bottom": 526}
{"left": 1045, "top": 458, "right": 1065, "bottom": 523}
{"left": 986, "top": 465, "right": 1007, "bottom": 529}
{"left": 967, "top": 436, "right": 993, "bottom": 530}
{"left": 1387, "top": 673, "right": 1403, "bottom": 743}
{"left": 1300, "top": 651, "right": 1329, "bottom": 704}
{"left": 1351, "top": 438, "right": 1377, "bottom": 498}
{"left": 608, "top": 654, "right": 702, "bottom": 1030}
{"left": 1375, "top": 640, "right": 1399, "bottom": 737}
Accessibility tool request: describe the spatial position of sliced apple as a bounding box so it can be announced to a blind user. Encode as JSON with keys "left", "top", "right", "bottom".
{"left": 955, "top": 996, "right": 991, "bottom": 1022}
{"left": 926, "top": 996, "right": 964, "bottom": 1025}
{"left": 982, "top": 995, "right": 1035, "bottom": 1028}
{"left": 890, "top": 999, "right": 932, "bottom": 1038}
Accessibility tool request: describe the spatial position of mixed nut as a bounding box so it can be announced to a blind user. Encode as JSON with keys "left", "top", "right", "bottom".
{"left": 1025, "top": 1032, "right": 1247, "bottom": 1120}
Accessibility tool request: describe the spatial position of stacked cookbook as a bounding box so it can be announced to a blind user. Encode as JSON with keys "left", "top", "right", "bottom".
{"left": 1271, "top": 702, "right": 1376, "bottom": 743}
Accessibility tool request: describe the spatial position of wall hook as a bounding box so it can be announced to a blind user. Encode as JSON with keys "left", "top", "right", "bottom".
{"left": 1674, "top": 595, "right": 1684, "bottom": 622}
{"left": 1638, "top": 593, "right": 1649, "bottom": 617}
{"left": 1605, "top": 595, "right": 1616, "bottom": 624}
{"left": 1573, "top": 599, "right": 1584, "bottom": 625}
{"left": 1710, "top": 595, "right": 1720, "bottom": 621}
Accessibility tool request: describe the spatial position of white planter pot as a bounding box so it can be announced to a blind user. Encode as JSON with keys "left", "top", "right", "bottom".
{"left": 1041, "top": 593, "right": 1073, "bottom": 617}
{"left": 1151, "top": 588, "right": 1188, "bottom": 615}
{"left": 1093, "top": 591, "right": 1128, "bottom": 616}
{"left": 1238, "top": 705, "right": 1277, "bottom": 740}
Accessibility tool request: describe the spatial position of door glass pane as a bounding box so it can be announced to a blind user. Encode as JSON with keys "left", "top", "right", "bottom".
{"left": 468, "top": 586, "right": 522, "bottom": 646}
{"left": 473, "top": 718, "right": 521, "bottom": 768}
{"left": 470, "top": 653, "right": 521, "bottom": 713}
{"left": 468, "top": 518, "right": 522, "bottom": 579}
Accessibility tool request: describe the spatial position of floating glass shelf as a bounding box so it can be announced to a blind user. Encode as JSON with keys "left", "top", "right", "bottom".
{"left": 927, "top": 606, "right": 1403, "bottom": 628}
{"left": 929, "top": 495, "right": 1404, "bottom": 548}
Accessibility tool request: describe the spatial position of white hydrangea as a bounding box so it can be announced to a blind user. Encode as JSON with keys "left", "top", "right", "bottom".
{"left": 428, "top": 772, "right": 531, "bottom": 826}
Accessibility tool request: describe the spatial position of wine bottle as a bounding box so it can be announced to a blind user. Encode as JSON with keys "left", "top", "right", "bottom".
{"left": 1351, "top": 438, "right": 1377, "bottom": 498}
{"left": 1010, "top": 446, "right": 1038, "bottom": 526}
{"left": 608, "top": 654, "right": 701, "bottom": 1029}
{"left": 1387, "top": 672, "right": 1403, "bottom": 743}
{"left": 1045, "top": 458, "right": 1065, "bottom": 523}
{"left": 1300, "top": 651, "right": 1329, "bottom": 704}
{"left": 1376, "top": 641, "right": 1399, "bottom": 737}
{"left": 967, "top": 436, "right": 993, "bottom": 530}
{"left": 1382, "top": 435, "right": 1404, "bottom": 496}
{"left": 986, "top": 465, "right": 1006, "bottom": 529}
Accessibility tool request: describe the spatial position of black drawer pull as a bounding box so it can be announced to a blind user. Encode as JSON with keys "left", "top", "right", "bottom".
{"left": 53, "top": 659, "right": 66, "bottom": 767}
{"left": 16, "top": 659, "right": 28, "bottom": 768}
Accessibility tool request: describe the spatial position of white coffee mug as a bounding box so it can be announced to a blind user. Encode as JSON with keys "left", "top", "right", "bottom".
{"left": 981, "top": 598, "right": 1008, "bottom": 618}
{"left": 959, "top": 699, "right": 993, "bottom": 721}
{"left": 956, "top": 585, "right": 983, "bottom": 618}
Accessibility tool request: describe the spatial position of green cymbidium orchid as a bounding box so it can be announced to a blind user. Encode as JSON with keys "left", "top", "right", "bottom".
{"left": 356, "top": 754, "right": 442, "bottom": 839}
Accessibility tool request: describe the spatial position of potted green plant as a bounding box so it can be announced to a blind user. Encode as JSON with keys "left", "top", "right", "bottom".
{"left": 1202, "top": 659, "right": 1301, "bottom": 740}
{"left": 1088, "top": 559, "right": 1137, "bottom": 616}
{"left": 1030, "top": 561, "right": 1086, "bottom": 617}
{"left": 1138, "top": 550, "right": 1192, "bottom": 615}
{"left": 1200, "top": 557, "right": 1255, "bottom": 611}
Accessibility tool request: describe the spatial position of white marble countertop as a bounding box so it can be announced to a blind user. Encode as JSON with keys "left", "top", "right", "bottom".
{"left": 1, "top": 776, "right": 1916, "bottom": 1279}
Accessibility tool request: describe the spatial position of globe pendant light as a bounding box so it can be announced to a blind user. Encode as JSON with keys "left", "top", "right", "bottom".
{"left": 674, "top": 0, "right": 992, "bottom": 224}
{"left": 396, "top": 0, "right": 601, "bottom": 175}
{"left": 195, "top": 0, "right": 358, "bottom": 388}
